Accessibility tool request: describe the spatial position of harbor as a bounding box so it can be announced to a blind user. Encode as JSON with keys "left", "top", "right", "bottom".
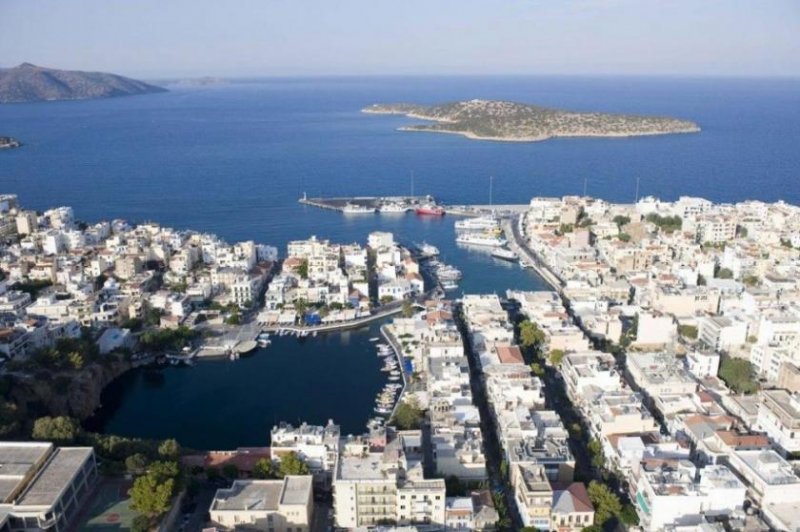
{"left": 299, "top": 193, "right": 528, "bottom": 218}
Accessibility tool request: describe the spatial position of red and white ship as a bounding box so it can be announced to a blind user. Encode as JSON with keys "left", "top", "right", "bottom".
{"left": 415, "top": 204, "right": 445, "bottom": 216}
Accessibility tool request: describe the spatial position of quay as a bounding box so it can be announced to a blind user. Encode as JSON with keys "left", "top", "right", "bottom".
{"left": 299, "top": 194, "right": 527, "bottom": 218}
{"left": 380, "top": 324, "right": 409, "bottom": 420}
{"left": 501, "top": 217, "right": 564, "bottom": 292}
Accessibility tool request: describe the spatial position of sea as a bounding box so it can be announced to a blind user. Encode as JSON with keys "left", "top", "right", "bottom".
{"left": 1, "top": 76, "right": 798, "bottom": 449}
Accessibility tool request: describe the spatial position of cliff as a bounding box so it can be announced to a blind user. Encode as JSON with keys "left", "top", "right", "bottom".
{"left": 363, "top": 99, "right": 700, "bottom": 142}
{"left": 0, "top": 63, "right": 167, "bottom": 103}
{"left": 7, "top": 360, "right": 131, "bottom": 423}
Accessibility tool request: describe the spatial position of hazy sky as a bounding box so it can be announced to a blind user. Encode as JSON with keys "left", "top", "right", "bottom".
{"left": 2, "top": 0, "right": 799, "bottom": 78}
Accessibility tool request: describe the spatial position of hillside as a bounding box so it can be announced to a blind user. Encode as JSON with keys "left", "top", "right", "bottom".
{"left": 363, "top": 99, "right": 700, "bottom": 142}
{"left": 0, "top": 63, "right": 166, "bottom": 103}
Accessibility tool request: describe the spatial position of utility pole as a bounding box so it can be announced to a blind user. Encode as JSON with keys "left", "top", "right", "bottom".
{"left": 489, "top": 175, "right": 494, "bottom": 207}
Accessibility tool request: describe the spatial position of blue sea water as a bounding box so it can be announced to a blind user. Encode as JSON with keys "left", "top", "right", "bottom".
{"left": 2, "top": 76, "right": 799, "bottom": 448}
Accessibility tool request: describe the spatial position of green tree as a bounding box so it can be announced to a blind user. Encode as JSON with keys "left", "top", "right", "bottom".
{"left": 294, "top": 299, "right": 308, "bottom": 316}
{"left": 125, "top": 453, "right": 149, "bottom": 475}
{"left": 530, "top": 362, "right": 545, "bottom": 377}
{"left": 278, "top": 452, "right": 310, "bottom": 477}
{"left": 718, "top": 356, "right": 759, "bottom": 394}
{"left": 392, "top": 398, "right": 425, "bottom": 430}
{"left": 716, "top": 267, "right": 734, "bottom": 279}
{"left": 158, "top": 439, "right": 181, "bottom": 460}
{"left": 617, "top": 232, "right": 631, "bottom": 242}
{"left": 587, "top": 480, "right": 622, "bottom": 526}
{"left": 297, "top": 259, "right": 309, "bottom": 279}
{"left": 148, "top": 461, "right": 182, "bottom": 485}
{"left": 620, "top": 503, "right": 640, "bottom": 526}
{"left": 402, "top": 299, "right": 415, "bottom": 318}
{"left": 67, "top": 351, "right": 84, "bottom": 370}
{"left": 587, "top": 439, "right": 605, "bottom": 470}
{"left": 225, "top": 311, "right": 241, "bottom": 325}
{"left": 222, "top": 464, "right": 240, "bottom": 479}
{"left": 129, "top": 474, "right": 175, "bottom": 518}
{"left": 131, "top": 515, "right": 152, "bottom": 532}
{"left": 252, "top": 458, "right": 276, "bottom": 479}
{"left": 612, "top": 215, "right": 630, "bottom": 229}
{"left": 32, "top": 416, "right": 80, "bottom": 444}
{"left": 519, "top": 320, "right": 545, "bottom": 351}
{"left": 743, "top": 275, "right": 759, "bottom": 287}
{"left": 645, "top": 213, "right": 683, "bottom": 233}
{"left": 548, "top": 349, "right": 565, "bottom": 366}
{"left": 678, "top": 325, "right": 698, "bottom": 339}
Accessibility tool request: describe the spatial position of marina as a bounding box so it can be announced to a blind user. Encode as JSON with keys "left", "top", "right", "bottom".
{"left": 299, "top": 194, "right": 528, "bottom": 218}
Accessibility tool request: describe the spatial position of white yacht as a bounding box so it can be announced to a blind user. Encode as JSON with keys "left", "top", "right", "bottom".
{"left": 491, "top": 247, "right": 518, "bottom": 262}
{"left": 417, "top": 242, "right": 440, "bottom": 258}
{"left": 342, "top": 202, "right": 375, "bottom": 214}
{"left": 379, "top": 202, "right": 408, "bottom": 213}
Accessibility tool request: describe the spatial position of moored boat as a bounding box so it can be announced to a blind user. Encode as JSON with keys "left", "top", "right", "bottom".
{"left": 491, "top": 247, "right": 518, "bottom": 262}
{"left": 415, "top": 204, "right": 445, "bottom": 216}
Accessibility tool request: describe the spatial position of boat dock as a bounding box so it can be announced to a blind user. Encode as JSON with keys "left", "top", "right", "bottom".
{"left": 299, "top": 195, "right": 527, "bottom": 218}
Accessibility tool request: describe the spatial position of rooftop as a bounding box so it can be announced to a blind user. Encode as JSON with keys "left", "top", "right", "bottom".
{"left": 16, "top": 447, "right": 93, "bottom": 508}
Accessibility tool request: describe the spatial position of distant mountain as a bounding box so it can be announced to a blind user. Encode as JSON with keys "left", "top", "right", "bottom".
{"left": 0, "top": 63, "right": 167, "bottom": 103}
{"left": 363, "top": 99, "right": 700, "bottom": 142}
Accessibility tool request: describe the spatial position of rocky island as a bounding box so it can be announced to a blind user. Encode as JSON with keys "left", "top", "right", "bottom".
{"left": 363, "top": 99, "right": 700, "bottom": 142}
{"left": 0, "top": 136, "right": 21, "bottom": 149}
{"left": 0, "top": 63, "right": 166, "bottom": 103}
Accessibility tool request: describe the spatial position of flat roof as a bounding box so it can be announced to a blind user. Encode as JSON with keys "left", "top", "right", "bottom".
{"left": 280, "top": 476, "right": 312, "bottom": 506}
{"left": 212, "top": 480, "right": 282, "bottom": 512}
{"left": 337, "top": 453, "right": 388, "bottom": 481}
{"left": 0, "top": 442, "right": 52, "bottom": 503}
{"left": 16, "top": 447, "right": 92, "bottom": 508}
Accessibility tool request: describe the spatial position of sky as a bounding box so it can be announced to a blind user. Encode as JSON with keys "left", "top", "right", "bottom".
{"left": 1, "top": 0, "right": 799, "bottom": 78}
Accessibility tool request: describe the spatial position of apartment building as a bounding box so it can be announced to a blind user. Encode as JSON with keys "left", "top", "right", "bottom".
{"left": 209, "top": 476, "right": 313, "bottom": 532}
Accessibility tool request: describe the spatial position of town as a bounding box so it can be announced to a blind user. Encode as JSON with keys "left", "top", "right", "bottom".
{"left": 1, "top": 192, "right": 800, "bottom": 531}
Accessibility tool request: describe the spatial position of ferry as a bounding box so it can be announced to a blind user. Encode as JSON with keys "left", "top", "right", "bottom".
{"left": 415, "top": 204, "right": 445, "bottom": 216}
{"left": 455, "top": 215, "right": 500, "bottom": 232}
{"left": 456, "top": 233, "right": 507, "bottom": 247}
{"left": 491, "top": 247, "right": 518, "bottom": 262}
{"left": 342, "top": 202, "right": 375, "bottom": 214}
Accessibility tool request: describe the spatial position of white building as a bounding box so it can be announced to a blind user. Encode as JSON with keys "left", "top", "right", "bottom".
{"left": 756, "top": 389, "right": 800, "bottom": 456}
{"left": 209, "top": 476, "right": 313, "bottom": 532}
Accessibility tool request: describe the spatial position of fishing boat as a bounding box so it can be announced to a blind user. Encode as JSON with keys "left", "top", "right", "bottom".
{"left": 415, "top": 204, "right": 445, "bottom": 216}
{"left": 369, "top": 337, "right": 380, "bottom": 342}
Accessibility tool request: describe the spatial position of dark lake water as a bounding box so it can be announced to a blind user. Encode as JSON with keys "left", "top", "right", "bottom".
{"left": 2, "top": 76, "right": 798, "bottom": 448}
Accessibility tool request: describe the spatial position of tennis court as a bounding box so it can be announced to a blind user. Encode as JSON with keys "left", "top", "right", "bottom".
{"left": 79, "top": 479, "right": 135, "bottom": 531}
